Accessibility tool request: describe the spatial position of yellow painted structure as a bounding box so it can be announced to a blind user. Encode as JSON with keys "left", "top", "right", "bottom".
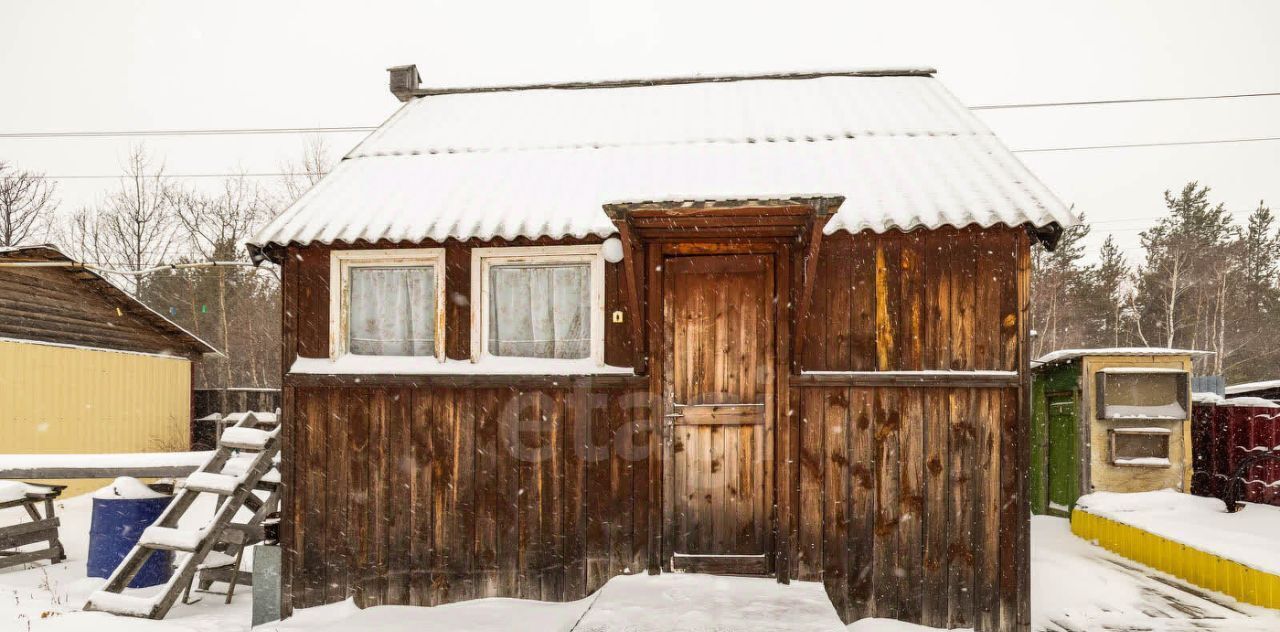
{"left": 1080, "top": 354, "right": 1195, "bottom": 494}
{"left": 1072, "top": 508, "right": 1280, "bottom": 609}
{"left": 0, "top": 339, "right": 191, "bottom": 496}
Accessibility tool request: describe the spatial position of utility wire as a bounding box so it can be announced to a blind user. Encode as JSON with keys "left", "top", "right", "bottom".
{"left": 0, "top": 126, "right": 376, "bottom": 139}
{"left": 1011, "top": 135, "right": 1280, "bottom": 153}
{"left": 0, "top": 260, "right": 264, "bottom": 275}
{"left": 1, "top": 90, "right": 1277, "bottom": 139}
{"left": 34, "top": 172, "right": 304, "bottom": 180}
{"left": 971, "top": 91, "right": 1280, "bottom": 110}
{"left": 23, "top": 134, "right": 1280, "bottom": 179}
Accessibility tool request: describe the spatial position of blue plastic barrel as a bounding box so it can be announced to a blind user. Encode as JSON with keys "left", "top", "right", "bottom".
{"left": 87, "top": 494, "right": 174, "bottom": 588}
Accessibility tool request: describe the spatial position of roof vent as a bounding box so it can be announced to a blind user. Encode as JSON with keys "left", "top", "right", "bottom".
{"left": 387, "top": 64, "right": 421, "bottom": 102}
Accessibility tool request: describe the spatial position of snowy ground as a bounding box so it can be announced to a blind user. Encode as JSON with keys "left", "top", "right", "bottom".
{"left": 1030, "top": 515, "right": 1279, "bottom": 631}
{"left": 3, "top": 493, "right": 1279, "bottom": 631}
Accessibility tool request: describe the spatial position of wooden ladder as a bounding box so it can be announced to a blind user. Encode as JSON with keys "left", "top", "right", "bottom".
{"left": 84, "top": 412, "right": 281, "bottom": 619}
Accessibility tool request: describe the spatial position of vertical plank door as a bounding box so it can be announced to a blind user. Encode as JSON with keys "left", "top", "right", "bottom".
{"left": 663, "top": 254, "right": 775, "bottom": 575}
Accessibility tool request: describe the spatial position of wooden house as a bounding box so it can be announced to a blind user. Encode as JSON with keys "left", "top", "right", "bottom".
{"left": 247, "top": 66, "right": 1076, "bottom": 632}
{"left": 1030, "top": 348, "right": 1208, "bottom": 517}
{"left": 0, "top": 245, "right": 217, "bottom": 495}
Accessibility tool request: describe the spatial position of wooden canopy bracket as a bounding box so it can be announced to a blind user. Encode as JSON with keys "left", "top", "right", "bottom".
{"left": 603, "top": 196, "right": 844, "bottom": 377}
{"left": 790, "top": 198, "right": 841, "bottom": 374}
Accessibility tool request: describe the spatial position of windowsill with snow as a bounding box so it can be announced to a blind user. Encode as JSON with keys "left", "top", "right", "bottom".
{"left": 1111, "top": 456, "right": 1172, "bottom": 468}
{"left": 1075, "top": 489, "right": 1280, "bottom": 577}
{"left": 1101, "top": 403, "right": 1187, "bottom": 420}
{"left": 290, "top": 354, "right": 636, "bottom": 376}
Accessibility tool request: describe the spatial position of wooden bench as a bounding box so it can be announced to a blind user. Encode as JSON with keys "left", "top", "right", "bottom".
{"left": 0, "top": 482, "right": 65, "bottom": 570}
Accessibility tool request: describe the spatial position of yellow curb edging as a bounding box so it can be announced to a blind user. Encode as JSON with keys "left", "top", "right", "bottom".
{"left": 1071, "top": 508, "right": 1280, "bottom": 609}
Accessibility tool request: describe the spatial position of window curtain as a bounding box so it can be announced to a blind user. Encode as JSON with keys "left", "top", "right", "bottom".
{"left": 348, "top": 266, "right": 436, "bottom": 356}
{"left": 489, "top": 263, "right": 590, "bottom": 359}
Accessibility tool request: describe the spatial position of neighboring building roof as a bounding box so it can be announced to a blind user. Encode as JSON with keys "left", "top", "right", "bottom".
{"left": 1194, "top": 392, "right": 1280, "bottom": 408}
{"left": 1035, "top": 347, "right": 1212, "bottom": 366}
{"left": 0, "top": 245, "right": 218, "bottom": 355}
{"left": 249, "top": 69, "right": 1075, "bottom": 251}
{"left": 1225, "top": 379, "right": 1280, "bottom": 396}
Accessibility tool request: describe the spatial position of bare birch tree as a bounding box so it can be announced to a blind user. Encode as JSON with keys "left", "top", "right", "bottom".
{"left": 0, "top": 162, "right": 58, "bottom": 246}
{"left": 278, "top": 135, "right": 334, "bottom": 203}
{"left": 94, "top": 146, "right": 178, "bottom": 290}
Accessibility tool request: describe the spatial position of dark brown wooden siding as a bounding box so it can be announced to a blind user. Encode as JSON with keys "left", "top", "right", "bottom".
{"left": 0, "top": 266, "right": 192, "bottom": 355}
{"left": 793, "top": 386, "right": 1025, "bottom": 630}
{"left": 279, "top": 226, "right": 1031, "bottom": 632}
{"left": 801, "top": 227, "right": 1020, "bottom": 372}
{"left": 285, "top": 383, "right": 649, "bottom": 609}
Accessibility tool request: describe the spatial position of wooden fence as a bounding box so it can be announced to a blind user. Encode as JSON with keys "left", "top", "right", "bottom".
{"left": 1191, "top": 401, "right": 1280, "bottom": 507}
{"left": 193, "top": 388, "right": 281, "bottom": 449}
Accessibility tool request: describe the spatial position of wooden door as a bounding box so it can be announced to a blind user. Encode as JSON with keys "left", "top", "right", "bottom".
{"left": 663, "top": 254, "right": 774, "bottom": 575}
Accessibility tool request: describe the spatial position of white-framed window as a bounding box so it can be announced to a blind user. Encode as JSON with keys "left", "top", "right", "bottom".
{"left": 471, "top": 245, "right": 605, "bottom": 364}
{"left": 329, "top": 248, "right": 447, "bottom": 361}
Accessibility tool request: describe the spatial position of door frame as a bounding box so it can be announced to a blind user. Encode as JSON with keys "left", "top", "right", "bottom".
{"left": 650, "top": 240, "right": 790, "bottom": 576}
{"left": 660, "top": 249, "right": 778, "bottom": 575}
{"left": 603, "top": 196, "right": 843, "bottom": 583}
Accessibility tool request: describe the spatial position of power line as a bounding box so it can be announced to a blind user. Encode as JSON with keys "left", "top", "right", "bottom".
{"left": 971, "top": 91, "right": 1280, "bottom": 110}
{"left": 1, "top": 90, "right": 1278, "bottom": 140}
{"left": 1011, "top": 135, "right": 1280, "bottom": 153}
{"left": 0, "top": 126, "right": 376, "bottom": 139}
{"left": 35, "top": 172, "right": 303, "bottom": 180}
{"left": 27, "top": 134, "right": 1280, "bottom": 179}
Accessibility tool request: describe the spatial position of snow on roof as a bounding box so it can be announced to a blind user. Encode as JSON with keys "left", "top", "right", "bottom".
{"left": 250, "top": 71, "right": 1075, "bottom": 249}
{"left": 1225, "top": 379, "right": 1280, "bottom": 395}
{"left": 1035, "top": 347, "right": 1211, "bottom": 365}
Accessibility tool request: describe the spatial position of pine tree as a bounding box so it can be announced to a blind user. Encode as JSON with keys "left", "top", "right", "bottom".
{"left": 1133, "top": 183, "right": 1236, "bottom": 368}
{"left": 1076, "top": 236, "right": 1131, "bottom": 348}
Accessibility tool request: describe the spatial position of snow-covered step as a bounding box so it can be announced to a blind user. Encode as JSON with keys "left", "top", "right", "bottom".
{"left": 182, "top": 471, "right": 242, "bottom": 495}
{"left": 139, "top": 525, "right": 208, "bottom": 552}
{"left": 197, "top": 551, "right": 237, "bottom": 570}
{"left": 85, "top": 590, "right": 159, "bottom": 617}
{"left": 220, "top": 427, "right": 273, "bottom": 450}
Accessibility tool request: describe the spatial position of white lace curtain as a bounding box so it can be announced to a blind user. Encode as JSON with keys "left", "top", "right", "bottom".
{"left": 488, "top": 263, "right": 590, "bottom": 359}
{"left": 348, "top": 266, "right": 436, "bottom": 356}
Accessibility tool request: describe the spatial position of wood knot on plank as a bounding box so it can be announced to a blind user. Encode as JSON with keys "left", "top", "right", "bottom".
{"left": 851, "top": 464, "right": 872, "bottom": 489}
{"left": 874, "top": 517, "right": 899, "bottom": 536}
{"left": 947, "top": 543, "right": 975, "bottom": 566}
{"left": 926, "top": 456, "right": 943, "bottom": 476}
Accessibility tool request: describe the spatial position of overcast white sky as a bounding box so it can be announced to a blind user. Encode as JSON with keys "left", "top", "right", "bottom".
{"left": 2, "top": 0, "right": 1279, "bottom": 262}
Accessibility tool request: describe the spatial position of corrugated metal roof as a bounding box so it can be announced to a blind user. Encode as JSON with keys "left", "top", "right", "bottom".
{"left": 251, "top": 72, "right": 1075, "bottom": 248}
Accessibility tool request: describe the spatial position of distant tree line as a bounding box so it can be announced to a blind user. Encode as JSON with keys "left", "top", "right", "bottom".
{"left": 0, "top": 139, "right": 332, "bottom": 389}
{"left": 1032, "top": 182, "right": 1279, "bottom": 382}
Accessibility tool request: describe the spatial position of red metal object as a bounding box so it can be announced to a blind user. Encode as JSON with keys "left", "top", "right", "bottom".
{"left": 1191, "top": 402, "right": 1280, "bottom": 507}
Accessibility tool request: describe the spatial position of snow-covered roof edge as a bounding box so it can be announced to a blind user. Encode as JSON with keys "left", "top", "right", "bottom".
{"left": 1036, "top": 347, "right": 1212, "bottom": 366}
{"left": 1225, "top": 379, "right": 1280, "bottom": 395}
{"left": 0, "top": 244, "right": 220, "bottom": 355}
